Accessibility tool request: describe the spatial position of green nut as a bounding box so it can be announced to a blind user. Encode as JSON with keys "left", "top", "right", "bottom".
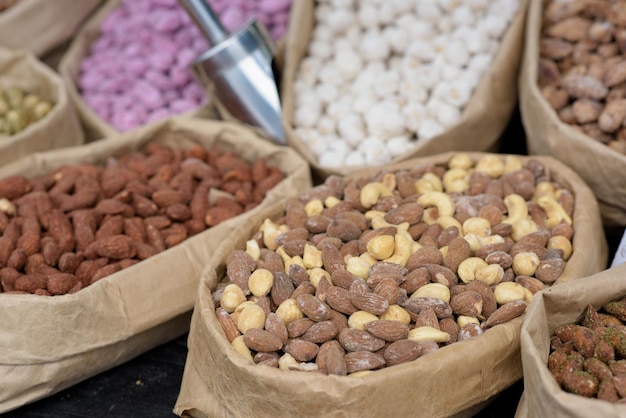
{"left": 4, "top": 86, "right": 24, "bottom": 108}
{"left": 32, "top": 101, "right": 52, "bottom": 121}
{"left": 6, "top": 109, "right": 26, "bottom": 134}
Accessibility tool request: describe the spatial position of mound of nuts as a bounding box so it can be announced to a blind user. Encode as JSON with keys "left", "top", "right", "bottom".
{"left": 0, "top": 0, "right": 19, "bottom": 12}
{"left": 0, "top": 85, "right": 54, "bottom": 136}
{"left": 548, "top": 299, "right": 626, "bottom": 402}
{"left": 293, "top": 0, "right": 521, "bottom": 168}
{"left": 0, "top": 142, "right": 285, "bottom": 296}
{"left": 214, "top": 153, "right": 575, "bottom": 375}
{"left": 538, "top": 0, "right": 626, "bottom": 154}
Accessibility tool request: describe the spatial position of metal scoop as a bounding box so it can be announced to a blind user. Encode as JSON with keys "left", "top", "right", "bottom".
{"left": 178, "top": 0, "right": 286, "bottom": 145}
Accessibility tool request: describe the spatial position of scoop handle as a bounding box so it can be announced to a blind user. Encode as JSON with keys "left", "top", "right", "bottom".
{"left": 177, "top": 0, "right": 228, "bottom": 45}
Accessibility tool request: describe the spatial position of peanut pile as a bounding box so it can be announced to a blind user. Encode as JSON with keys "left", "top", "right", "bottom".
{"left": 549, "top": 299, "right": 626, "bottom": 402}
{"left": 215, "top": 153, "right": 575, "bottom": 375}
{"left": 0, "top": 142, "right": 285, "bottom": 296}
{"left": 539, "top": 0, "right": 626, "bottom": 154}
{"left": 0, "top": 86, "right": 54, "bottom": 136}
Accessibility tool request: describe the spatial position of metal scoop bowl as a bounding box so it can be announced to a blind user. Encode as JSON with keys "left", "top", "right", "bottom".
{"left": 178, "top": 0, "right": 286, "bottom": 145}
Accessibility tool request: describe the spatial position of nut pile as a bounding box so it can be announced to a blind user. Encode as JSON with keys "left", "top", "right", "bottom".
{"left": 0, "top": 86, "right": 54, "bottom": 136}
{"left": 539, "top": 0, "right": 626, "bottom": 154}
{"left": 293, "top": 0, "right": 520, "bottom": 168}
{"left": 214, "top": 153, "right": 575, "bottom": 375}
{"left": 0, "top": 142, "right": 285, "bottom": 296}
{"left": 0, "top": 0, "right": 19, "bottom": 12}
{"left": 548, "top": 300, "right": 626, "bottom": 402}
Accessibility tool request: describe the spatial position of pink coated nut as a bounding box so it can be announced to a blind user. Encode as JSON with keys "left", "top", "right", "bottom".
{"left": 208, "top": 0, "right": 229, "bottom": 14}
{"left": 220, "top": 7, "right": 245, "bottom": 32}
{"left": 169, "top": 66, "right": 192, "bottom": 88}
{"left": 259, "top": 0, "right": 291, "bottom": 13}
{"left": 91, "top": 37, "right": 114, "bottom": 53}
{"left": 182, "top": 82, "right": 206, "bottom": 102}
{"left": 151, "top": 10, "right": 183, "bottom": 33}
{"left": 145, "top": 69, "right": 174, "bottom": 90}
{"left": 112, "top": 92, "right": 136, "bottom": 111}
{"left": 132, "top": 80, "right": 165, "bottom": 111}
{"left": 151, "top": 36, "right": 178, "bottom": 56}
{"left": 79, "top": 73, "right": 101, "bottom": 91}
{"left": 123, "top": 43, "right": 144, "bottom": 58}
{"left": 125, "top": 58, "right": 149, "bottom": 77}
{"left": 176, "top": 48, "right": 197, "bottom": 68}
{"left": 169, "top": 99, "right": 198, "bottom": 114}
{"left": 146, "top": 108, "right": 171, "bottom": 123}
{"left": 162, "top": 89, "right": 181, "bottom": 102}
{"left": 174, "top": 28, "right": 194, "bottom": 49}
{"left": 100, "top": 9, "right": 127, "bottom": 34}
{"left": 149, "top": 51, "right": 175, "bottom": 71}
{"left": 111, "top": 111, "right": 140, "bottom": 132}
{"left": 150, "top": 0, "right": 178, "bottom": 7}
{"left": 192, "top": 37, "right": 210, "bottom": 54}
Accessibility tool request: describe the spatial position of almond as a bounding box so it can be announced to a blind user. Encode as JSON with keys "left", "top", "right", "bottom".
{"left": 383, "top": 339, "right": 423, "bottom": 366}
{"left": 338, "top": 328, "right": 386, "bottom": 352}
{"left": 301, "top": 320, "right": 338, "bottom": 344}
{"left": 450, "top": 291, "right": 483, "bottom": 317}
{"left": 364, "top": 320, "right": 409, "bottom": 342}
{"left": 296, "top": 293, "right": 332, "bottom": 322}
{"left": 216, "top": 307, "right": 241, "bottom": 343}
{"left": 243, "top": 328, "right": 284, "bottom": 352}
{"left": 483, "top": 300, "right": 528, "bottom": 329}
{"left": 284, "top": 339, "right": 319, "bottom": 362}
{"left": 344, "top": 351, "right": 386, "bottom": 373}
{"left": 326, "top": 286, "right": 359, "bottom": 315}
{"left": 349, "top": 291, "right": 389, "bottom": 316}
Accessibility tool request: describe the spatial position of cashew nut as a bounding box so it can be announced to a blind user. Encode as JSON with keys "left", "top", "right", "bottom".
{"left": 533, "top": 181, "right": 555, "bottom": 200}
{"left": 503, "top": 155, "right": 523, "bottom": 174}
{"left": 348, "top": 310, "right": 379, "bottom": 330}
{"left": 511, "top": 218, "right": 539, "bottom": 242}
{"left": 307, "top": 267, "right": 332, "bottom": 288}
{"left": 512, "top": 251, "right": 541, "bottom": 276}
{"left": 0, "top": 198, "right": 16, "bottom": 215}
{"left": 417, "top": 191, "right": 455, "bottom": 217}
{"left": 547, "top": 235, "right": 573, "bottom": 261}
{"left": 475, "top": 263, "right": 504, "bottom": 286}
{"left": 410, "top": 282, "right": 451, "bottom": 303}
{"left": 422, "top": 207, "right": 439, "bottom": 225}
{"left": 346, "top": 256, "right": 371, "bottom": 279}
{"left": 304, "top": 199, "right": 324, "bottom": 216}
{"left": 359, "top": 252, "right": 378, "bottom": 266}
{"left": 408, "top": 326, "right": 451, "bottom": 343}
{"left": 383, "top": 232, "right": 414, "bottom": 267}
{"left": 245, "top": 239, "right": 261, "bottom": 261}
{"left": 501, "top": 194, "right": 528, "bottom": 225}
{"left": 463, "top": 217, "right": 491, "bottom": 237}
{"left": 475, "top": 155, "right": 505, "bottom": 178}
{"left": 436, "top": 215, "right": 463, "bottom": 233}
{"left": 536, "top": 195, "right": 572, "bottom": 229}
{"left": 457, "top": 257, "right": 489, "bottom": 283}
{"left": 415, "top": 172, "right": 443, "bottom": 193}
{"left": 367, "top": 235, "right": 396, "bottom": 260}
{"left": 463, "top": 233, "right": 505, "bottom": 255}
{"left": 380, "top": 304, "right": 412, "bottom": 325}
{"left": 443, "top": 167, "right": 469, "bottom": 193}
{"left": 349, "top": 370, "right": 374, "bottom": 378}
{"left": 275, "top": 298, "right": 304, "bottom": 325}
{"left": 365, "top": 210, "right": 387, "bottom": 220}
{"left": 493, "top": 282, "right": 527, "bottom": 305}
{"left": 248, "top": 268, "right": 274, "bottom": 297}
{"left": 278, "top": 353, "right": 298, "bottom": 370}
{"left": 303, "top": 243, "right": 323, "bottom": 269}
{"left": 380, "top": 172, "right": 397, "bottom": 191}
{"left": 360, "top": 182, "right": 393, "bottom": 209}
{"left": 457, "top": 315, "right": 480, "bottom": 328}
{"left": 220, "top": 284, "right": 246, "bottom": 313}
{"left": 371, "top": 215, "right": 409, "bottom": 231}
{"left": 448, "top": 153, "right": 473, "bottom": 170}
{"left": 231, "top": 335, "right": 254, "bottom": 362}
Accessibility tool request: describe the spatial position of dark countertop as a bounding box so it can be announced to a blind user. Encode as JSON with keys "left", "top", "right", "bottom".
{"left": 2, "top": 109, "right": 622, "bottom": 418}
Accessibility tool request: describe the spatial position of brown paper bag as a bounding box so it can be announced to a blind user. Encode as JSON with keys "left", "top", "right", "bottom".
{"left": 0, "top": 47, "right": 84, "bottom": 167}
{"left": 519, "top": 0, "right": 626, "bottom": 227}
{"left": 0, "top": 0, "right": 102, "bottom": 57}
{"left": 0, "top": 116, "right": 311, "bottom": 413}
{"left": 519, "top": 263, "right": 626, "bottom": 418}
{"left": 58, "top": 0, "right": 218, "bottom": 142}
{"left": 174, "top": 152, "right": 606, "bottom": 418}
{"left": 280, "top": 1, "right": 528, "bottom": 180}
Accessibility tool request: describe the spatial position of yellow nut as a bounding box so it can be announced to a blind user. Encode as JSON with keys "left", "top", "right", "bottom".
{"left": 383, "top": 232, "right": 414, "bottom": 267}
{"left": 0, "top": 198, "right": 16, "bottom": 215}
{"left": 448, "top": 153, "right": 474, "bottom": 170}
{"left": 231, "top": 335, "right": 254, "bottom": 362}
{"left": 364, "top": 210, "right": 387, "bottom": 220}
{"left": 248, "top": 268, "right": 274, "bottom": 297}
{"left": 278, "top": 353, "right": 298, "bottom": 370}
{"left": 511, "top": 218, "right": 539, "bottom": 242}
{"left": 502, "top": 194, "right": 528, "bottom": 225}
{"left": 275, "top": 298, "right": 304, "bottom": 325}
{"left": 307, "top": 267, "right": 332, "bottom": 287}
{"left": 547, "top": 235, "right": 573, "bottom": 261}
{"left": 457, "top": 315, "right": 480, "bottom": 328}
{"left": 457, "top": 257, "right": 489, "bottom": 283}
{"left": 463, "top": 217, "right": 491, "bottom": 237}
{"left": 380, "top": 304, "right": 412, "bottom": 325}
{"left": 408, "top": 326, "right": 451, "bottom": 343}
{"left": 359, "top": 252, "right": 378, "bottom": 266}
{"left": 304, "top": 199, "right": 324, "bottom": 216}
{"left": 410, "top": 283, "right": 451, "bottom": 303}
{"left": 380, "top": 172, "right": 397, "bottom": 191}
{"left": 503, "top": 155, "right": 523, "bottom": 174}
{"left": 493, "top": 282, "right": 527, "bottom": 305}
{"left": 349, "top": 370, "right": 374, "bottom": 378}
{"left": 324, "top": 195, "right": 341, "bottom": 208}
{"left": 436, "top": 216, "right": 463, "bottom": 233}
{"left": 523, "top": 287, "right": 534, "bottom": 304}
{"left": 422, "top": 207, "right": 439, "bottom": 225}
{"left": 303, "top": 243, "right": 323, "bottom": 269}
{"left": 475, "top": 155, "right": 505, "bottom": 178}
{"left": 417, "top": 191, "right": 455, "bottom": 217}
{"left": 512, "top": 251, "right": 541, "bottom": 276}
{"left": 415, "top": 172, "right": 443, "bottom": 193}
{"left": 536, "top": 195, "right": 572, "bottom": 229}
{"left": 367, "top": 235, "right": 396, "bottom": 260}
{"left": 360, "top": 182, "right": 393, "bottom": 209}
{"left": 220, "top": 284, "right": 247, "bottom": 313}
{"left": 348, "top": 310, "right": 379, "bottom": 330}
{"left": 346, "top": 256, "right": 371, "bottom": 279}
{"left": 371, "top": 215, "right": 406, "bottom": 230}
{"left": 261, "top": 218, "right": 281, "bottom": 251}
{"left": 236, "top": 304, "right": 266, "bottom": 333}
{"left": 475, "top": 263, "right": 504, "bottom": 286}
{"left": 443, "top": 167, "right": 469, "bottom": 193}
{"left": 245, "top": 239, "right": 261, "bottom": 261}
{"left": 533, "top": 181, "right": 555, "bottom": 200}
{"left": 284, "top": 255, "right": 305, "bottom": 274}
